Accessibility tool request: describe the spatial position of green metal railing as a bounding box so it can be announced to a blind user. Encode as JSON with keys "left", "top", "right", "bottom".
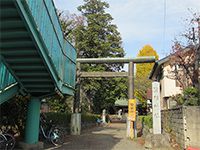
{"left": 25, "top": 0, "right": 76, "bottom": 88}
{"left": 0, "top": 61, "right": 16, "bottom": 91}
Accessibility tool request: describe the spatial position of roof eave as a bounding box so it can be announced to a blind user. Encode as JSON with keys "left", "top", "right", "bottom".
{"left": 149, "top": 56, "right": 170, "bottom": 80}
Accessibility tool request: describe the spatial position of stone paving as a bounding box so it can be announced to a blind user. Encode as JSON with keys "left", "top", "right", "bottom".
{"left": 45, "top": 123, "right": 144, "bottom": 150}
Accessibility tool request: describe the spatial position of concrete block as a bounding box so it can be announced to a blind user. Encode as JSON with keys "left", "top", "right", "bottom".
{"left": 145, "top": 133, "right": 171, "bottom": 149}
{"left": 18, "top": 141, "right": 43, "bottom": 150}
{"left": 71, "top": 113, "right": 81, "bottom": 135}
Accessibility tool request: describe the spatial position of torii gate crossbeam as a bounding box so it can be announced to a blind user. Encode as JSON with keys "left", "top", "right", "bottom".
{"left": 76, "top": 56, "right": 156, "bottom": 138}
{"left": 77, "top": 56, "right": 155, "bottom": 64}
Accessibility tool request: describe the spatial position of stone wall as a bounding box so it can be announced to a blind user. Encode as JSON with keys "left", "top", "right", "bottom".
{"left": 161, "top": 107, "right": 185, "bottom": 149}
{"left": 184, "top": 106, "right": 200, "bottom": 148}
{"left": 161, "top": 106, "right": 200, "bottom": 149}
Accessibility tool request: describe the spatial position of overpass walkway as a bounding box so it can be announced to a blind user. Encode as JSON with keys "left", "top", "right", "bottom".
{"left": 0, "top": 0, "right": 76, "bottom": 146}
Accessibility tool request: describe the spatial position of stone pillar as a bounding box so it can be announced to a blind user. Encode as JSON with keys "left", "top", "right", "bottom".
{"left": 152, "top": 81, "right": 161, "bottom": 134}
{"left": 102, "top": 109, "right": 106, "bottom": 123}
{"left": 24, "top": 97, "right": 41, "bottom": 144}
{"left": 118, "top": 109, "right": 122, "bottom": 118}
{"left": 74, "top": 62, "right": 81, "bottom": 113}
{"left": 71, "top": 113, "right": 81, "bottom": 135}
{"left": 126, "top": 119, "right": 130, "bottom": 137}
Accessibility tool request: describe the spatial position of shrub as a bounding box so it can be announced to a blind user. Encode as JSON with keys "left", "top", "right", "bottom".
{"left": 45, "top": 112, "right": 100, "bottom": 127}
{"left": 138, "top": 114, "right": 153, "bottom": 129}
{"left": 45, "top": 112, "right": 71, "bottom": 127}
{"left": 81, "top": 113, "right": 100, "bottom": 123}
{"left": 172, "top": 94, "right": 184, "bottom": 106}
{"left": 46, "top": 96, "right": 72, "bottom": 113}
{"left": 0, "top": 95, "right": 29, "bottom": 137}
{"left": 171, "top": 87, "right": 200, "bottom": 106}
{"left": 183, "top": 87, "right": 200, "bottom": 106}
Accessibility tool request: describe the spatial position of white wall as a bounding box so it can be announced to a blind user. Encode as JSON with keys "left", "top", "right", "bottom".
{"left": 159, "top": 63, "right": 182, "bottom": 109}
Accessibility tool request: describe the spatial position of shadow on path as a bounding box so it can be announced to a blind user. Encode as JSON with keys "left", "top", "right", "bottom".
{"left": 45, "top": 123, "right": 144, "bottom": 150}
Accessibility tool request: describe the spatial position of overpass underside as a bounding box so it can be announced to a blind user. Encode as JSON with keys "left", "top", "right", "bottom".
{"left": 0, "top": 0, "right": 76, "bottom": 146}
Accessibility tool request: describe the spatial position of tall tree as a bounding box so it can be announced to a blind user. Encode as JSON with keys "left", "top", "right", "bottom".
{"left": 58, "top": 11, "right": 85, "bottom": 43}
{"left": 169, "top": 14, "right": 200, "bottom": 90}
{"left": 169, "top": 43, "right": 196, "bottom": 89}
{"left": 135, "top": 45, "right": 159, "bottom": 109}
{"left": 76, "top": 0, "right": 124, "bottom": 60}
{"left": 60, "top": 0, "right": 126, "bottom": 113}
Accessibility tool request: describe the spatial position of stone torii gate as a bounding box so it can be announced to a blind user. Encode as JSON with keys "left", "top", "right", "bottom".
{"left": 75, "top": 56, "right": 155, "bottom": 138}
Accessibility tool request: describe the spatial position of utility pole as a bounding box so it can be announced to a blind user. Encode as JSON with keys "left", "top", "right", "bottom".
{"left": 197, "top": 18, "right": 200, "bottom": 91}
{"left": 195, "top": 18, "right": 200, "bottom": 91}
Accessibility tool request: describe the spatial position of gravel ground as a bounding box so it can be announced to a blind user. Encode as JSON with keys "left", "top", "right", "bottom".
{"left": 45, "top": 123, "right": 144, "bottom": 150}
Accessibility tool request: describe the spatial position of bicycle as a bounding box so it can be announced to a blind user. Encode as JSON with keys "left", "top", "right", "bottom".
{"left": 0, "top": 129, "right": 15, "bottom": 150}
{"left": 39, "top": 113, "right": 64, "bottom": 146}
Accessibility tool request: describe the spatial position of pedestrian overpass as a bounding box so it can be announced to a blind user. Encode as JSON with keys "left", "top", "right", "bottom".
{"left": 0, "top": 0, "right": 76, "bottom": 146}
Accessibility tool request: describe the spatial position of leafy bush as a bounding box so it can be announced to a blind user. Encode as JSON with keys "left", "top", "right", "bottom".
{"left": 46, "top": 96, "right": 73, "bottom": 113}
{"left": 45, "top": 112, "right": 71, "bottom": 127}
{"left": 138, "top": 114, "right": 153, "bottom": 129}
{"left": 0, "top": 95, "right": 29, "bottom": 137}
{"left": 81, "top": 113, "right": 100, "bottom": 123}
{"left": 183, "top": 87, "right": 200, "bottom": 106}
{"left": 172, "top": 87, "right": 200, "bottom": 106}
{"left": 45, "top": 113, "right": 99, "bottom": 127}
{"left": 172, "top": 94, "right": 184, "bottom": 106}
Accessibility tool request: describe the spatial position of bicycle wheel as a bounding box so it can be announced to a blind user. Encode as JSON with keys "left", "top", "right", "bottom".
{"left": 49, "top": 127, "right": 64, "bottom": 146}
{"left": 4, "top": 134, "right": 15, "bottom": 150}
{"left": 0, "top": 134, "right": 7, "bottom": 150}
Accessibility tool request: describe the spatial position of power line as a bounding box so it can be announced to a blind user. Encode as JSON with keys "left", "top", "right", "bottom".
{"left": 162, "top": 0, "right": 167, "bottom": 56}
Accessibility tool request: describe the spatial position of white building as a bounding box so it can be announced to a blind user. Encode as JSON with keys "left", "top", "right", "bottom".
{"left": 149, "top": 56, "right": 182, "bottom": 110}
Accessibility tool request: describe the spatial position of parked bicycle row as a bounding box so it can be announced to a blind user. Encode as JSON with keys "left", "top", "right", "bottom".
{"left": 0, "top": 113, "right": 65, "bottom": 149}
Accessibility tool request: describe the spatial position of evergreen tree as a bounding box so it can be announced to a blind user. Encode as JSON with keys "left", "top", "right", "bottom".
{"left": 68, "top": 0, "right": 126, "bottom": 113}
{"left": 76, "top": 0, "right": 124, "bottom": 59}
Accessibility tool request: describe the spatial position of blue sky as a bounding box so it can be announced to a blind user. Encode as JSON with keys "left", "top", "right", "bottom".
{"left": 53, "top": 0, "right": 200, "bottom": 59}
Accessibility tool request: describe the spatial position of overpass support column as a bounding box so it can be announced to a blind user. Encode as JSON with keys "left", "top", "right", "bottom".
{"left": 25, "top": 97, "right": 41, "bottom": 144}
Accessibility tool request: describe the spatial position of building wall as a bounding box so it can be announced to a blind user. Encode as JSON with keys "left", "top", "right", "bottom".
{"left": 160, "top": 63, "right": 182, "bottom": 109}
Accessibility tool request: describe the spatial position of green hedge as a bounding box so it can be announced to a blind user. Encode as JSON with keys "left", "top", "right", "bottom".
{"left": 172, "top": 87, "right": 200, "bottom": 106}
{"left": 45, "top": 112, "right": 71, "bottom": 127}
{"left": 138, "top": 114, "right": 153, "bottom": 129}
{"left": 81, "top": 114, "right": 100, "bottom": 123}
{"left": 45, "top": 112, "right": 100, "bottom": 126}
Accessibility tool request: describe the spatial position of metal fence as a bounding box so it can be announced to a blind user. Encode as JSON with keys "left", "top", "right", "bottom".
{"left": 26, "top": 0, "right": 76, "bottom": 88}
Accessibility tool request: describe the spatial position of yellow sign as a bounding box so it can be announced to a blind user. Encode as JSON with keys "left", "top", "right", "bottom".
{"left": 128, "top": 99, "right": 136, "bottom": 121}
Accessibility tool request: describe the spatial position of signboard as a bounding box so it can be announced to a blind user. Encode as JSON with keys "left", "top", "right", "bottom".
{"left": 128, "top": 99, "right": 136, "bottom": 121}
{"left": 152, "top": 82, "right": 161, "bottom": 134}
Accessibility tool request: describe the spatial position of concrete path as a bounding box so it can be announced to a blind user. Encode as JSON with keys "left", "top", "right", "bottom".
{"left": 45, "top": 123, "right": 144, "bottom": 150}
